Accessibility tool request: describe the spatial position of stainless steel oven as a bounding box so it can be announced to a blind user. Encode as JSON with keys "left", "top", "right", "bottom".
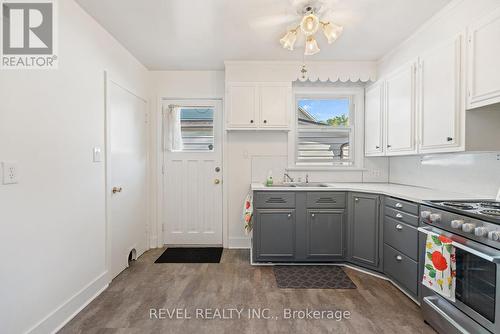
{"left": 419, "top": 203, "right": 500, "bottom": 334}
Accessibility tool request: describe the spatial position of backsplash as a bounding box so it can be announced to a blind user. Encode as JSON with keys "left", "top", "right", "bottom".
{"left": 389, "top": 152, "right": 500, "bottom": 198}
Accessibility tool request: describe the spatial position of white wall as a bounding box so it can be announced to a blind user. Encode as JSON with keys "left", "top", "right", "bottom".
{"left": 378, "top": 0, "right": 500, "bottom": 198}
{"left": 0, "top": 1, "right": 148, "bottom": 333}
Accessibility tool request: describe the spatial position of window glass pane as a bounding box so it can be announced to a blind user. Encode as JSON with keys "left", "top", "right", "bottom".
{"left": 296, "top": 98, "right": 352, "bottom": 165}
{"left": 298, "top": 98, "right": 350, "bottom": 128}
{"left": 180, "top": 108, "right": 214, "bottom": 151}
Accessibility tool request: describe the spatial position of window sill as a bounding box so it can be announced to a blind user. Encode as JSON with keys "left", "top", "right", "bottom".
{"left": 286, "top": 166, "right": 367, "bottom": 172}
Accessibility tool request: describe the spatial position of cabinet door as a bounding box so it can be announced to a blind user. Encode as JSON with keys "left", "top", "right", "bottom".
{"left": 260, "top": 83, "right": 291, "bottom": 128}
{"left": 226, "top": 83, "right": 258, "bottom": 128}
{"left": 305, "top": 209, "right": 345, "bottom": 260}
{"left": 467, "top": 7, "right": 500, "bottom": 109}
{"left": 253, "top": 209, "right": 295, "bottom": 261}
{"left": 419, "top": 34, "right": 464, "bottom": 153}
{"left": 349, "top": 193, "right": 380, "bottom": 268}
{"left": 385, "top": 64, "right": 417, "bottom": 155}
{"left": 365, "top": 83, "right": 385, "bottom": 156}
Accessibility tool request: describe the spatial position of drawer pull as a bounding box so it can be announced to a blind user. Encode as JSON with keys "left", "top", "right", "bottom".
{"left": 395, "top": 213, "right": 403, "bottom": 219}
{"left": 395, "top": 255, "right": 403, "bottom": 261}
{"left": 311, "top": 213, "right": 315, "bottom": 218}
{"left": 287, "top": 214, "right": 291, "bottom": 218}
{"left": 395, "top": 203, "right": 403, "bottom": 208}
{"left": 395, "top": 224, "right": 403, "bottom": 231}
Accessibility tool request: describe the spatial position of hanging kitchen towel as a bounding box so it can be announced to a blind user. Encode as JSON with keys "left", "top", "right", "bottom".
{"left": 422, "top": 232, "right": 456, "bottom": 302}
{"left": 242, "top": 191, "right": 253, "bottom": 235}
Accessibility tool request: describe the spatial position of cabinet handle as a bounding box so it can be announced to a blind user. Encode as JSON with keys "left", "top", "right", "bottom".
{"left": 395, "top": 255, "right": 403, "bottom": 262}
{"left": 375, "top": 146, "right": 380, "bottom": 149}
{"left": 354, "top": 198, "right": 359, "bottom": 202}
{"left": 250, "top": 120, "right": 254, "bottom": 124}
{"left": 311, "top": 213, "right": 315, "bottom": 218}
{"left": 263, "top": 120, "right": 267, "bottom": 124}
{"left": 395, "top": 203, "right": 403, "bottom": 208}
{"left": 387, "top": 144, "right": 392, "bottom": 148}
{"left": 447, "top": 137, "right": 453, "bottom": 142}
{"left": 395, "top": 213, "right": 403, "bottom": 219}
{"left": 287, "top": 214, "right": 291, "bottom": 218}
{"left": 396, "top": 224, "right": 403, "bottom": 231}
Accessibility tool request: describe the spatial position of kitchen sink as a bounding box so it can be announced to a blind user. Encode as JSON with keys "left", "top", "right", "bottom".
{"left": 266, "top": 183, "right": 330, "bottom": 188}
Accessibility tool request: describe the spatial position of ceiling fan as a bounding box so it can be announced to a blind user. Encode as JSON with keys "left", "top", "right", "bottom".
{"left": 250, "top": 0, "right": 344, "bottom": 56}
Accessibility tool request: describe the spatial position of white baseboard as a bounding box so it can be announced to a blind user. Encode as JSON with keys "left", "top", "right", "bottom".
{"left": 27, "top": 271, "right": 109, "bottom": 334}
{"left": 227, "top": 237, "right": 250, "bottom": 249}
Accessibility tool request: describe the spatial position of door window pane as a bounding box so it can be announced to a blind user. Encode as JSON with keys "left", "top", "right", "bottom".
{"left": 180, "top": 108, "right": 214, "bottom": 151}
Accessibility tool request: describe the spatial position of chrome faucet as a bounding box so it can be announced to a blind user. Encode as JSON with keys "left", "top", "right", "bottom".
{"left": 283, "top": 173, "right": 294, "bottom": 183}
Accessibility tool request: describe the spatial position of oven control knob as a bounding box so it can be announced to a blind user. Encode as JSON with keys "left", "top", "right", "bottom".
{"left": 429, "top": 213, "right": 442, "bottom": 223}
{"left": 450, "top": 219, "right": 464, "bottom": 229}
{"left": 462, "top": 223, "right": 476, "bottom": 233}
{"left": 488, "top": 231, "right": 500, "bottom": 241}
{"left": 474, "top": 227, "right": 488, "bottom": 237}
{"left": 420, "top": 211, "right": 432, "bottom": 219}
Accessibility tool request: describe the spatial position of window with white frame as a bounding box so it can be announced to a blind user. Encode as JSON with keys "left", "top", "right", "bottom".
{"left": 295, "top": 96, "right": 354, "bottom": 166}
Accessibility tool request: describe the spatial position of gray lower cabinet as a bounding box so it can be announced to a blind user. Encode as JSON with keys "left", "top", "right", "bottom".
{"left": 253, "top": 208, "right": 296, "bottom": 262}
{"left": 348, "top": 193, "right": 381, "bottom": 270}
{"left": 305, "top": 209, "right": 345, "bottom": 260}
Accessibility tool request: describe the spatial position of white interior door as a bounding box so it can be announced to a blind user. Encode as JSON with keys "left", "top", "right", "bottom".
{"left": 163, "top": 100, "right": 223, "bottom": 245}
{"left": 107, "top": 78, "right": 148, "bottom": 280}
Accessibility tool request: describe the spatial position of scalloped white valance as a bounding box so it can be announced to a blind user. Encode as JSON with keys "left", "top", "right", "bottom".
{"left": 224, "top": 61, "right": 377, "bottom": 83}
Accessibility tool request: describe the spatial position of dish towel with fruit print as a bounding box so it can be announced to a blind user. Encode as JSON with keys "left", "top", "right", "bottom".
{"left": 422, "top": 232, "right": 456, "bottom": 302}
{"left": 243, "top": 191, "right": 253, "bottom": 235}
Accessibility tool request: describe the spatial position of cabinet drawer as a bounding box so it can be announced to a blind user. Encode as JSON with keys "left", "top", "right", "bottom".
{"left": 384, "top": 244, "right": 418, "bottom": 295}
{"left": 307, "top": 192, "right": 346, "bottom": 208}
{"left": 384, "top": 217, "right": 418, "bottom": 261}
{"left": 254, "top": 192, "right": 295, "bottom": 208}
{"left": 385, "top": 207, "right": 418, "bottom": 227}
{"left": 385, "top": 197, "right": 419, "bottom": 216}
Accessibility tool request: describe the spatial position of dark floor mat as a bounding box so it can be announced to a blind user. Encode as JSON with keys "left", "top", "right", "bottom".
{"left": 154, "top": 247, "right": 223, "bottom": 263}
{"left": 274, "top": 265, "right": 356, "bottom": 289}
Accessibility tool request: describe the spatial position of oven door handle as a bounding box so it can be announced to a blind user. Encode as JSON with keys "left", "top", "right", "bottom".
{"left": 418, "top": 226, "right": 500, "bottom": 263}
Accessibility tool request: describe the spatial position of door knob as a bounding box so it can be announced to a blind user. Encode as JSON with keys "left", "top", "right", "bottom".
{"left": 214, "top": 179, "right": 221, "bottom": 184}
{"left": 112, "top": 186, "right": 122, "bottom": 194}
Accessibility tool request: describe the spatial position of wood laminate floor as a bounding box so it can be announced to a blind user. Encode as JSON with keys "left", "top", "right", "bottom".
{"left": 60, "top": 249, "right": 435, "bottom": 334}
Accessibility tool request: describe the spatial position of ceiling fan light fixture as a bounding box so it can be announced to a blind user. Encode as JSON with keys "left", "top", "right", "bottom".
{"left": 304, "top": 35, "right": 320, "bottom": 56}
{"left": 300, "top": 14, "right": 320, "bottom": 36}
{"left": 322, "top": 22, "right": 343, "bottom": 44}
{"left": 279, "top": 29, "right": 298, "bottom": 50}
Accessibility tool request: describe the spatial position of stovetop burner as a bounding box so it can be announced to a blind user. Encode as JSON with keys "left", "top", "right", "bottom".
{"left": 426, "top": 200, "right": 500, "bottom": 222}
{"left": 441, "top": 202, "right": 476, "bottom": 210}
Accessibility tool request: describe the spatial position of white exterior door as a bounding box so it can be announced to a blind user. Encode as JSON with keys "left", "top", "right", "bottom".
{"left": 163, "top": 100, "right": 223, "bottom": 245}
{"left": 107, "top": 78, "right": 148, "bottom": 280}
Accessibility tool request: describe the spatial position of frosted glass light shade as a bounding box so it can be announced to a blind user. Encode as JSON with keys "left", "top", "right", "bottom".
{"left": 304, "top": 36, "right": 320, "bottom": 56}
{"left": 300, "top": 14, "right": 320, "bottom": 36}
{"left": 322, "top": 22, "right": 343, "bottom": 44}
{"left": 280, "top": 30, "right": 297, "bottom": 50}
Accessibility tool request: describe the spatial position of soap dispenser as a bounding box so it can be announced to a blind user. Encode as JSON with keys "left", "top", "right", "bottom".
{"left": 266, "top": 171, "right": 274, "bottom": 187}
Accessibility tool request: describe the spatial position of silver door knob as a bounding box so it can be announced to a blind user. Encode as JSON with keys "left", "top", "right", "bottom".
{"left": 112, "top": 186, "right": 122, "bottom": 194}
{"left": 395, "top": 224, "right": 403, "bottom": 231}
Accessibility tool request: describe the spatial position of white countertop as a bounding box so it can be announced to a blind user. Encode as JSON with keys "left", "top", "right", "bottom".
{"left": 251, "top": 182, "right": 485, "bottom": 204}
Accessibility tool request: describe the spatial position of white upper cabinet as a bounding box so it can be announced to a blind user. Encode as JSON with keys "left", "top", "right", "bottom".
{"left": 260, "top": 83, "right": 291, "bottom": 128}
{"left": 384, "top": 63, "right": 417, "bottom": 156}
{"left": 226, "top": 82, "right": 291, "bottom": 130}
{"left": 467, "top": 7, "right": 500, "bottom": 109}
{"left": 226, "top": 83, "right": 258, "bottom": 128}
{"left": 418, "top": 34, "right": 465, "bottom": 153}
{"left": 364, "top": 83, "right": 384, "bottom": 156}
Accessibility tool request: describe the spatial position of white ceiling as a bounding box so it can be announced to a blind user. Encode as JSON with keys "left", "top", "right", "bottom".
{"left": 75, "top": 0, "right": 452, "bottom": 70}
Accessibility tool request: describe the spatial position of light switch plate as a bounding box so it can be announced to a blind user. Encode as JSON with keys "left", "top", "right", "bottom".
{"left": 2, "top": 161, "right": 18, "bottom": 184}
{"left": 93, "top": 147, "right": 102, "bottom": 163}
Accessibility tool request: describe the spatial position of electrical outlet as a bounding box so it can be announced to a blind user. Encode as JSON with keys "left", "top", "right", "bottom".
{"left": 2, "top": 161, "right": 18, "bottom": 184}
